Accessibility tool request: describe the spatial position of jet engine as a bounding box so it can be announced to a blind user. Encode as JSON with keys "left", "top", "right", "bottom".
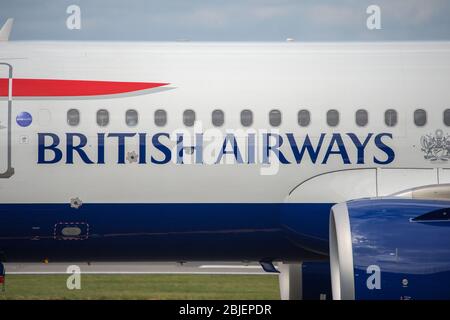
{"left": 330, "top": 197, "right": 450, "bottom": 300}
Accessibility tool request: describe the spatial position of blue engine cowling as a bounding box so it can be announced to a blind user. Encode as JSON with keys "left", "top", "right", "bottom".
{"left": 329, "top": 198, "right": 450, "bottom": 300}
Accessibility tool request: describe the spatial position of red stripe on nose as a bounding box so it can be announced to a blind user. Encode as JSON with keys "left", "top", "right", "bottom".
{"left": 0, "top": 78, "right": 169, "bottom": 97}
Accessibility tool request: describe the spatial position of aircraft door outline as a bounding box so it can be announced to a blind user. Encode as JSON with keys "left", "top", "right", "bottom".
{"left": 0, "top": 63, "right": 14, "bottom": 178}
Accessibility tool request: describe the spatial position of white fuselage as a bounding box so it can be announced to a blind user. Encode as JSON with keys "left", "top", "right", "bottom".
{"left": 1, "top": 41, "right": 450, "bottom": 205}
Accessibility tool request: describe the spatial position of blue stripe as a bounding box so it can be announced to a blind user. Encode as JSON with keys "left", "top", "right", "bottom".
{"left": 0, "top": 203, "right": 332, "bottom": 262}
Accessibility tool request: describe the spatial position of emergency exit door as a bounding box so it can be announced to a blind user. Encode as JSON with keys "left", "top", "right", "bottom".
{"left": 0, "top": 63, "right": 14, "bottom": 178}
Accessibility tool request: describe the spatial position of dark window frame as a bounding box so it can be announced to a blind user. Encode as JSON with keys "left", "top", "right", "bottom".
{"left": 355, "top": 109, "right": 368, "bottom": 127}
{"left": 385, "top": 109, "right": 398, "bottom": 127}
{"left": 444, "top": 109, "right": 450, "bottom": 127}
{"left": 212, "top": 109, "right": 225, "bottom": 127}
{"left": 96, "top": 109, "right": 109, "bottom": 127}
{"left": 154, "top": 109, "right": 167, "bottom": 127}
{"left": 67, "top": 108, "right": 80, "bottom": 126}
{"left": 326, "top": 109, "right": 339, "bottom": 127}
{"left": 414, "top": 109, "right": 427, "bottom": 127}
{"left": 269, "top": 109, "right": 282, "bottom": 127}
{"left": 125, "top": 109, "right": 139, "bottom": 127}
{"left": 183, "top": 109, "right": 196, "bottom": 127}
{"left": 298, "top": 109, "right": 311, "bottom": 127}
{"left": 240, "top": 109, "right": 253, "bottom": 127}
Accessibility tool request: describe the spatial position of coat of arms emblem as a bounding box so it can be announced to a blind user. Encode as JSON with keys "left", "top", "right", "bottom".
{"left": 420, "top": 129, "right": 450, "bottom": 161}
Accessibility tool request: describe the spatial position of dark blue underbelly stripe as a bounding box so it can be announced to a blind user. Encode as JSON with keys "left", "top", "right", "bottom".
{"left": 0, "top": 203, "right": 333, "bottom": 262}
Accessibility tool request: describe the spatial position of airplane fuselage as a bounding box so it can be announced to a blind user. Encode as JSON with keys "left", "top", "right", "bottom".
{"left": 0, "top": 41, "right": 449, "bottom": 262}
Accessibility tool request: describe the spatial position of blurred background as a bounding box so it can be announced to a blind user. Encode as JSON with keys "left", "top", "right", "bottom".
{"left": 1, "top": 0, "right": 450, "bottom": 41}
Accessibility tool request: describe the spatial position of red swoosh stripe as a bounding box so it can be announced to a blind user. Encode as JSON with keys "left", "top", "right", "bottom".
{"left": 0, "top": 78, "right": 169, "bottom": 97}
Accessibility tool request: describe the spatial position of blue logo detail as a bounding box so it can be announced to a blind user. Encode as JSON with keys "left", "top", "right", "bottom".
{"left": 37, "top": 132, "right": 396, "bottom": 165}
{"left": 16, "top": 112, "right": 32, "bottom": 127}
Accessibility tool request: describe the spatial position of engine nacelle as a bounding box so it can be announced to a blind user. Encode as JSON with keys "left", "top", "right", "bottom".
{"left": 330, "top": 198, "right": 450, "bottom": 300}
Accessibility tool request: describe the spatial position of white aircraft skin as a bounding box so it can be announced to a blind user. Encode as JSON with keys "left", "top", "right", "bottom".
{"left": 0, "top": 41, "right": 450, "bottom": 269}
{"left": 0, "top": 41, "right": 448, "bottom": 203}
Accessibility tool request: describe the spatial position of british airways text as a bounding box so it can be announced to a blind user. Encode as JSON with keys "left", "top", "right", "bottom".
{"left": 37, "top": 132, "right": 395, "bottom": 165}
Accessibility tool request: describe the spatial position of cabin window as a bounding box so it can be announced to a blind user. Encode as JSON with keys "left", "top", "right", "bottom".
{"left": 298, "top": 109, "right": 310, "bottom": 127}
{"left": 327, "top": 109, "right": 339, "bottom": 127}
{"left": 155, "top": 109, "right": 167, "bottom": 127}
{"left": 385, "top": 109, "right": 397, "bottom": 127}
{"left": 212, "top": 109, "right": 224, "bottom": 127}
{"left": 444, "top": 109, "right": 450, "bottom": 126}
{"left": 96, "top": 109, "right": 109, "bottom": 127}
{"left": 67, "top": 109, "right": 80, "bottom": 126}
{"left": 269, "top": 109, "right": 282, "bottom": 127}
{"left": 183, "top": 109, "right": 195, "bottom": 127}
{"left": 355, "top": 109, "right": 368, "bottom": 127}
{"left": 241, "top": 109, "right": 253, "bottom": 127}
{"left": 125, "top": 109, "right": 139, "bottom": 127}
{"left": 414, "top": 109, "right": 427, "bottom": 127}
